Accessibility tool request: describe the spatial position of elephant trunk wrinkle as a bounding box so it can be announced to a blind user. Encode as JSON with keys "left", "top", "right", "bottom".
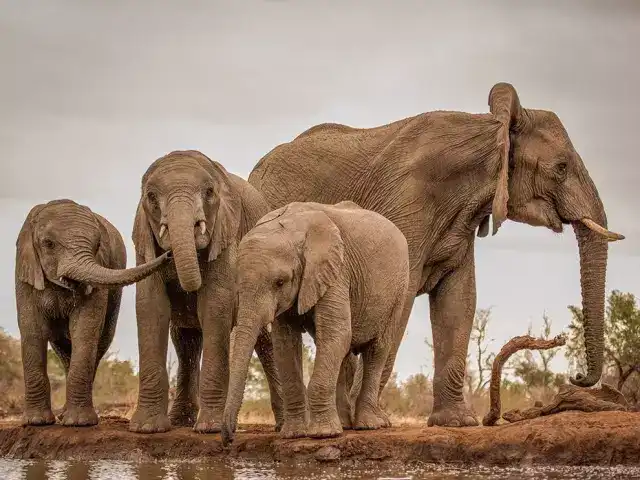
{"left": 570, "top": 222, "right": 607, "bottom": 387}
{"left": 167, "top": 199, "right": 202, "bottom": 292}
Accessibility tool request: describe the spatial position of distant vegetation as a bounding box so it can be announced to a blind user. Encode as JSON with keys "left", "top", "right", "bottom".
{"left": 1, "top": 290, "right": 638, "bottom": 422}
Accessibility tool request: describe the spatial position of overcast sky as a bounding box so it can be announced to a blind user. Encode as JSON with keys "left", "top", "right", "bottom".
{"left": 1, "top": 0, "right": 639, "bottom": 381}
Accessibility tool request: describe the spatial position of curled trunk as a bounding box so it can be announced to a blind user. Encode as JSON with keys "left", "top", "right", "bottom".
{"left": 63, "top": 251, "right": 171, "bottom": 288}
{"left": 167, "top": 200, "right": 202, "bottom": 292}
{"left": 222, "top": 317, "right": 263, "bottom": 445}
{"left": 570, "top": 221, "right": 608, "bottom": 387}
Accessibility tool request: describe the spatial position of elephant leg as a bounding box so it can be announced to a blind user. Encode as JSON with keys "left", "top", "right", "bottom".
{"left": 427, "top": 248, "right": 478, "bottom": 427}
{"left": 168, "top": 326, "right": 202, "bottom": 427}
{"left": 273, "top": 311, "right": 309, "bottom": 439}
{"left": 353, "top": 339, "right": 389, "bottom": 430}
{"left": 62, "top": 290, "right": 110, "bottom": 426}
{"left": 129, "top": 275, "right": 172, "bottom": 433}
{"left": 194, "top": 284, "right": 233, "bottom": 434}
{"left": 254, "top": 328, "right": 284, "bottom": 432}
{"left": 307, "top": 283, "right": 351, "bottom": 439}
{"left": 50, "top": 336, "right": 71, "bottom": 421}
{"left": 17, "top": 292, "right": 54, "bottom": 426}
{"left": 336, "top": 354, "right": 356, "bottom": 429}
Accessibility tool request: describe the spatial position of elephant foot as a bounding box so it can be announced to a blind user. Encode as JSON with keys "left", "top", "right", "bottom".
{"left": 193, "top": 408, "right": 222, "bottom": 434}
{"left": 427, "top": 402, "right": 478, "bottom": 427}
{"left": 354, "top": 405, "right": 384, "bottom": 431}
{"left": 169, "top": 401, "right": 198, "bottom": 427}
{"left": 22, "top": 408, "right": 55, "bottom": 426}
{"left": 61, "top": 406, "right": 98, "bottom": 427}
{"left": 129, "top": 409, "right": 172, "bottom": 433}
{"left": 308, "top": 409, "right": 343, "bottom": 439}
{"left": 338, "top": 403, "right": 354, "bottom": 430}
{"left": 280, "top": 412, "right": 310, "bottom": 439}
{"left": 373, "top": 403, "right": 392, "bottom": 428}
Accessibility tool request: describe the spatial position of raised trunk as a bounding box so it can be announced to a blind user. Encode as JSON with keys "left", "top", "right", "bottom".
{"left": 167, "top": 200, "right": 202, "bottom": 292}
{"left": 222, "top": 316, "right": 263, "bottom": 444}
{"left": 569, "top": 222, "right": 608, "bottom": 387}
{"left": 63, "top": 251, "right": 171, "bottom": 288}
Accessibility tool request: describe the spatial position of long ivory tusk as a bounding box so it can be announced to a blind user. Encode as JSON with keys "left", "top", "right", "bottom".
{"left": 159, "top": 224, "right": 167, "bottom": 238}
{"left": 198, "top": 221, "right": 207, "bottom": 235}
{"left": 580, "top": 218, "right": 625, "bottom": 242}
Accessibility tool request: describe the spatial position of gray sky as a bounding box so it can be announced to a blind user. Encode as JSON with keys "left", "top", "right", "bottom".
{"left": 1, "top": 0, "right": 639, "bottom": 380}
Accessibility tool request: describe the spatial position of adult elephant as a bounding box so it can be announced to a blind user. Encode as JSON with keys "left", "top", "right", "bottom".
{"left": 15, "top": 199, "right": 171, "bottom": 426}
{"left": 248, "top": 82, "right": 625, "bottom": 427}
{"left": 129, "top": 150, "right": 283, "bottom": 433}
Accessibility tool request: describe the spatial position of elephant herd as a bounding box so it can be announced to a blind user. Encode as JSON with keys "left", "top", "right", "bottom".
{"left": 14, "top": 82, "right": 625, "bottom": 443}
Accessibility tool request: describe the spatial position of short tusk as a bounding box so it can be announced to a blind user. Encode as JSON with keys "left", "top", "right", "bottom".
{"left": 580, "top": 218, "right": 625, "bottom": 242}
{"left": 84, "top": 285, "right": 94, "bottom": 295}
{"left": 159, "top": 224, "right": 167, "bottom": 238}
{"left": 198, "top": 221, "right": 207, "bottom": 235}
{"left": 266, "top": 322, "right": 272, "bottom": 334}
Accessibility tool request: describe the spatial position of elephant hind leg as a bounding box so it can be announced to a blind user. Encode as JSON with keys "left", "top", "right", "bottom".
{"left": 168, "top": 326, "right": 202, "bottom": 427}
{"left": 254, "top": 328, "right": 285, "bottom": 432}
{"left": 353, "top": 339, "right": 390, "bottom": 431}
{"left": 50, "top": 335, "right": 72, "bottom": 420}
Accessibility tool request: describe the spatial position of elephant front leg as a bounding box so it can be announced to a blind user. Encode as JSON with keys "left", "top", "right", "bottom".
{"left": 273, "top": 312, "right": 309, "bottom": 438}
{"left": 168, "top": 326, "right": 202, "bottom": 427}
{"left": 18, "top": 293, "right": 54, "bottom": 426}
{"left": 62, "top": 291, "right": 110, "bottom": 427}
{"left": 193, "top": 286, "right": 233, "bottom": 434}
{"left": 427, "top": 248, "right": 478, "bottom": 427}
{"left": 306, "top": 284, "right": 352, "bottom": 439}
{"left": 130, "top": 275, "right": 172, "bottom": 433}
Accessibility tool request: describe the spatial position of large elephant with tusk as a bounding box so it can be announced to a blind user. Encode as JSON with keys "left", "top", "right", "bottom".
{"left": 15, "top": 199, "right": 171, "bottom": 427}
{"left": 128, "top": 150, "right": 283, "bottom": 434}
{"left": 248, "top": 82, "right": 625, "bottom": 428}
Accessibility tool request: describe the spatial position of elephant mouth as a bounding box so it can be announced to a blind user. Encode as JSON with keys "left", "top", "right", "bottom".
{"left": 51, "top": 276, "right": 93, "bottom": 295}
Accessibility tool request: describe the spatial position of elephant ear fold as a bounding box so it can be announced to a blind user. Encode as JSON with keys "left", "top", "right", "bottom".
{"left": 16, "top": 204, "right": 46, "bottom": 290}
{"left": 132, "top": 200, "right": 157, "bottom": 264}
{"left": 93, "top": 213, "right": 113, "bottom": 267}
{"left": 297, "top": 212, "right": 345, "bottom": 315}
{"left": 209, "top": 174, "right": 242, "bottom": 262}
{"left": 487, "top": 82, "right": 525, "bottom": 235}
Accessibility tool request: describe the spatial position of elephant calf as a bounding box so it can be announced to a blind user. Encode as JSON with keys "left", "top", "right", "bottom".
{"left": 15, "top": 199, "right": 170, "bottom": 426}
{"left": 222, "top": 201, "right": 410, "bottom": 443}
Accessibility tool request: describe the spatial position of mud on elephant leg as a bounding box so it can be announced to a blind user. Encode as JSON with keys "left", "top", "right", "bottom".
{"left": 129, "top": 276, "right": 172, "bottom": 433}
{"left": 427, "top": 251, "right": 478, "bottom": 428}
{"left": 168, "top": 326, "right": 202, "bottom": 427}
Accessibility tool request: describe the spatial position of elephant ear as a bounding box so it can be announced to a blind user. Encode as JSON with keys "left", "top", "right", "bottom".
{"left": 487, "top": 82, "right": 526, "bottom": 235}
{"left": 255, "top": 205, "right": 290, "bottom": 228}
{"left": 93, "top": 213, "right": 114, "bottom": 268}
{"left": 132, "top": 200, "right": 157, "bottom": 264}
{"left": 16, "top": 204, "right": 46, "bottom": 290}
{"left": 297, "top": 211, "right": 345, "bottom": 315}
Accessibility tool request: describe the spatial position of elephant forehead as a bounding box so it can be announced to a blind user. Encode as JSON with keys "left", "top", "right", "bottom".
{"left": 148, "top": 159, "right": 210, "bottom": 186}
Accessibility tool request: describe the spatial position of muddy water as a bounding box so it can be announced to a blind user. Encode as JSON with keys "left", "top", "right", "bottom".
{"left": 1, "top": 459, "right": 640, "bottom": 480}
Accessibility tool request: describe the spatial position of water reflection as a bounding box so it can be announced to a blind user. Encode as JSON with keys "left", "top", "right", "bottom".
{"left": 1, "top": 459, "right": 640, "bottom": 480}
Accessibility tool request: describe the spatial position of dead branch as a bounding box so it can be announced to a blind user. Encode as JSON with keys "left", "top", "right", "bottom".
{"left": 482, "top": 334, "right": 566, "bottom": 426}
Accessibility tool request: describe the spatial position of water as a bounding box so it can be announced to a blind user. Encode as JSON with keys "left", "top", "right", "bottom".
{"left": 1, "top": 459, "right": 640, "bottom": 480}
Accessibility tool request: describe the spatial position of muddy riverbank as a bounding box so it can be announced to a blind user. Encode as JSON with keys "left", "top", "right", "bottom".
{"left": 1, "top": 411, "right": 639, "bottom": 466}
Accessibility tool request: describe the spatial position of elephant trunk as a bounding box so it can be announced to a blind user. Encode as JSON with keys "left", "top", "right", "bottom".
{"left": 569, "top": 221, "right": 608, "bottom": 387}
{"left": 167, "top": 199, "right": 202, "bottom": 292}
{"left": 62, "top": 252, "right": 171, "bottom": 288}
{"left": 222, "top": 313, "right": 265, "bottom": 446}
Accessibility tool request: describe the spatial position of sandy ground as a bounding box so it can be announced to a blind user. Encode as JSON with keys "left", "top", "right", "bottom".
{"left": 1, "top": 411, "right": 640, "bottom": 466}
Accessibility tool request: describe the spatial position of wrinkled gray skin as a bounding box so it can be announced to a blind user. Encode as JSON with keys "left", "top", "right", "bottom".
{"left": 221, "top": 201, "right": 409, "bottom": 443}
{"left": 15, "top": 199, "right": 170, "bottom": 427}
{"left": 129, "top": 150, "right": 283, "bottom": 434}
{"left": 248, "top": 82, "right": 625, "bottom": 427}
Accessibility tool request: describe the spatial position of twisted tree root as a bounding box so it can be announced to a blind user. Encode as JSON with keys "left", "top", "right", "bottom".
{"left": 482, "top": 334, "right": 566, "bottom": 426}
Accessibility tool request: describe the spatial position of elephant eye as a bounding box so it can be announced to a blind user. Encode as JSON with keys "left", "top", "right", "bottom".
{"left": 42, "top": 238, "right": 55, "bottom": 250}
{"left": 275, "top": 278, "right": 285, "bottom": 288}
{"left": 147, "top": 191, "right": 158, "bottom": 205}
{"left": 205, "top": 187, "right": 215, "bottom": 198}
{"left": 556, "top": 162, "right": 567, "bottom": 175}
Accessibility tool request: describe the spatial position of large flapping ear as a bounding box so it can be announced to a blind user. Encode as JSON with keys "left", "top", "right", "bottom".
{"left": 297, "top": 211, "right": 345, "bottom": 315}
{"left": 487, "top": 82, "right": 525, "bottom": 235}
{"left": 132, "top": 200, "right": 157, "bottom": 264}
{"left": 15, "top": 204, "right": 46, "bottom": 290}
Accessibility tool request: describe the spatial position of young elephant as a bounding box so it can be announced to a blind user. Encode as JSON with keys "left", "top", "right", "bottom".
{"left": 222, "top": 201, "right": 409, "bottom": 443}
{"left": 15, "top": 199, "right": 171, "bottom": 426}
{"left": 129, "top": 150, "right": 283, "bottom": 433}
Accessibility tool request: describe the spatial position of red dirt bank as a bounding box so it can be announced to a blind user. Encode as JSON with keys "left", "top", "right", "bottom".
{"left": 1, "top": 411, "right": 639, "bottom": 466}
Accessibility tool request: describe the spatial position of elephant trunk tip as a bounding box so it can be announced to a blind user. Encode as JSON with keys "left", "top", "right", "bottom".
{"left": 221, "top": 419, "right": 234, "bottom": 447}
{"left": 569, "top": 372, "right": 600, "bottom": 388}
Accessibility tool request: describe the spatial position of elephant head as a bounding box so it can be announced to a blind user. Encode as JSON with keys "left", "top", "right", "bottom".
{"left": 16, "top": 199, "right": 170, "bottom": 292}
{"left": 132, "top": 150, "right": 241, "bottom": 292}
{"left": 222, "top": 203, "right": 344, "bottom": 441}
{"left": 486, "top": 83, "right": 624, "bottom": 387}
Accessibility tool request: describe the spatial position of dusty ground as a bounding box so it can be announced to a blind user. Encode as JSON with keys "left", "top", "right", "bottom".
{"left": 1, "top": 411, "right": 639, "bottom": 466}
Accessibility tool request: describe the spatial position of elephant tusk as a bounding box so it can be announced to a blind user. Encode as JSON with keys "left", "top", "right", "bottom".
{"left": 84, "top": 285, "right": 93, "bottom": 295}
{"left": 580, "top": 218, "right": 625, "bottom": 242}
{"left": 266, "top": 322, "right": 272, "bottom": 334}
{"left": 198, "top": 221, "right": 207, "bottom": 235}
{"left": 159, "top": 224, "right": 167, "bottom": 239}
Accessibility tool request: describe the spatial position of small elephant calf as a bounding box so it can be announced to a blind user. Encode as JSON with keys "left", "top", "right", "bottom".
{"left": 222, "top": 201, "right": 410, "bottom": 442}
{"left": 15, "top": 199, "right": 170, "bottom": 426}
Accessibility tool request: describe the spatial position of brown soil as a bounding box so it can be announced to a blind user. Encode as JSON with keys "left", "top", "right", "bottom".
{"left": 1, "top": 411, "right": 639, "bottom": 466}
